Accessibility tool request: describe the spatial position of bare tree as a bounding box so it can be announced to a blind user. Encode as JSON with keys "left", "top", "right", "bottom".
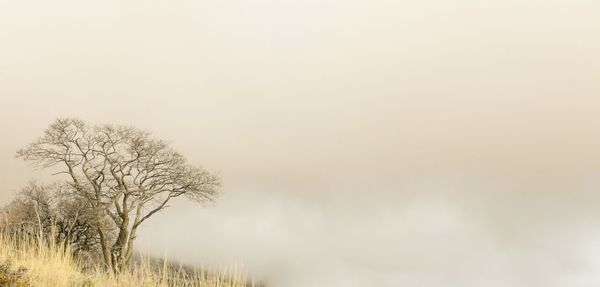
{"left": 1, "top": 182, "right": 105, "bottom": 257}
{"left": 16, "top": 118, "right": 220, "bottom": 273}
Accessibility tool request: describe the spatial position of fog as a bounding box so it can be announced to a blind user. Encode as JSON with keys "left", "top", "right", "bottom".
{"left": 2, "top": 0, "right": 600, "bottom": 286}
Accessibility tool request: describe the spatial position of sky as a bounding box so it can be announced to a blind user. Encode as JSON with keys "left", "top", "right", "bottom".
{"left": 1, "top": 0, "right": 600, "bottom": 286}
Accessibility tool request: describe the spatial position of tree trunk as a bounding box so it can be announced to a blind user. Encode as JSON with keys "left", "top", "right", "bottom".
{"left": 97, "top": 226, "right": 113, "bottom": 272}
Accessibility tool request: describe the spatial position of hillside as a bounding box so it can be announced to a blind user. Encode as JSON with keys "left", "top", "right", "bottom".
{"left": 0, "top": 232, "right": 257, "bottom": 287}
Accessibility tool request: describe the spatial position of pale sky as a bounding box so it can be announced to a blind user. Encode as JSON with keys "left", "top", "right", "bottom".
{"left": 1, "top": 1, "right": 600, "bottom": 286}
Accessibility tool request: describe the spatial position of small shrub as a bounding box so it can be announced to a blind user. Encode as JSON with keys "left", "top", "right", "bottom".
{"left": 0, "top": 259, "right": 29, "bottom": 287}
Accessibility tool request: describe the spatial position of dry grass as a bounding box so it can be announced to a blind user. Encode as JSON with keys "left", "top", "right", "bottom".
{"left": 0, "top": 232, "right": 256, "bottom": 287}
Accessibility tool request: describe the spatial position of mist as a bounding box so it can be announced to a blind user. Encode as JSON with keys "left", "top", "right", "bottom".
{"left": 2, "top": 0, "right": 600, "bottom": 286}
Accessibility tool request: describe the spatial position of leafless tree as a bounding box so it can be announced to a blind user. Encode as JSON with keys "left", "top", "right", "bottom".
{"left": 16, "top": 118, "right": 220, "bottom": 273}
{"left": 1, "top": 182, "right": 104, "bottom": 257}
